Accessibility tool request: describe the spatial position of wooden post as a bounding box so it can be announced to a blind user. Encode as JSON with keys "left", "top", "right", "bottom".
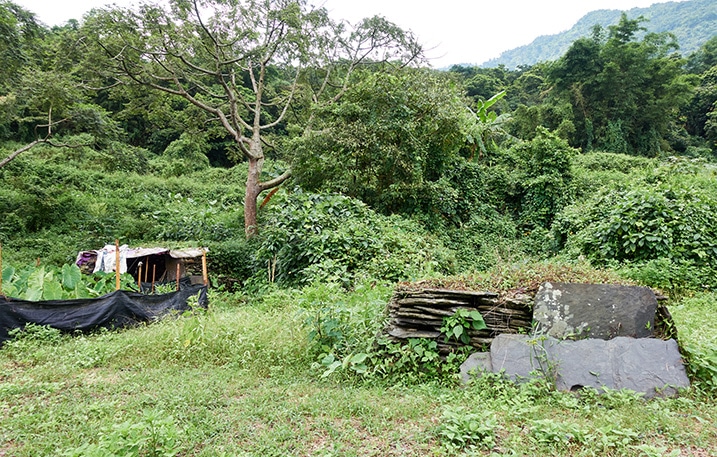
{"left": 115, "top": 239, "right": 121, "bottom": 291}
{"left": 201, "top": 251, "right": 208, "bottom": 286}
{"left": 144, "top": 259, "right": 149, "bottom": 282}
{"left": 176, "top": 263, "right": 181, "bottom": 291}
{"left": 137, "top": 262, "right": 143, "bottom": 291}
{"left": 151, "top": 264, "right": 156, "bottom": 294}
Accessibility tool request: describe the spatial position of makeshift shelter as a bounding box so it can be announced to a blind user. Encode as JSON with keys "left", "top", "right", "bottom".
{"left": 76, "top": 245, "right": 208, "bottom": 287}
{"left": 0, "top": 243, "right": 209, "bottom": 346}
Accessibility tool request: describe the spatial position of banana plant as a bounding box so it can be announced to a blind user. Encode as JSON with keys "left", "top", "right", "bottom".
{"left": 465, "top": 90, "right": 514, "bottom": 160}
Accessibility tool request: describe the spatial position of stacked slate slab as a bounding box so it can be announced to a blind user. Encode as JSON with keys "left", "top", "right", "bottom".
{"left": 384, "top": 287, "right": 532, "bottom": 354}
{"left": 460, "top": 282, "right": 690, "bottom": 397}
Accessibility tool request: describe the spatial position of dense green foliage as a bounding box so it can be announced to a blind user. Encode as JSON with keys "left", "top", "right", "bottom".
{"left": 1, "top": 4, "right": 717, "bottom": 453}
{"left": 292, "top": 70, "right": 467, "bottom": 216}
{"left": 0, "top": 0, "right": 715, "bottom": 293}
{"left": 548, "top": 15, "right": 694, "bottom": 155}
{"left": 2, "top": 0, "right": 717, "bottom": 288}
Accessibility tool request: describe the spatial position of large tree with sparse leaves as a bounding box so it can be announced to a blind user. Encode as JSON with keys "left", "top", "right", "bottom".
{"left": 82, "top": 0, "right": 422, "bottom": 237}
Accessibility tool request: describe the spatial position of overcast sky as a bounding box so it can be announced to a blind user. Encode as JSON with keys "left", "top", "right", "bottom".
{"left": 15, "top": 0, "right": 687, "bottom": 67}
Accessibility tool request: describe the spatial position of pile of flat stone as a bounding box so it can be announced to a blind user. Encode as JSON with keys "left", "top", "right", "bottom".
{"left": 460, "top": 282, "right": 690, "bottom": 398}
{"left": 384, "top": 286, "right": 532, "bottom": 354}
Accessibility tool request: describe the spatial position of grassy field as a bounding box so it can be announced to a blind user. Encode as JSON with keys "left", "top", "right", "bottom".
{"left": 1, "top": 286, "right": 716, "bottom": 457}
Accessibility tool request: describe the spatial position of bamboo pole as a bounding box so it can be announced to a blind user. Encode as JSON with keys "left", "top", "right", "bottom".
{"left": 151, "top": 265, "right": 156, "bottom": 294}
{"left": 115, "top": 239, "right": 121, "bottom": 291}
{"left": 176, "top": 263, "right": 181, "bottom": 291}
{"left": 201, "top": 251, "right": 208, "bottom": 286}
{"left": 144, "top": 258, "right": 149, "bottom": 282}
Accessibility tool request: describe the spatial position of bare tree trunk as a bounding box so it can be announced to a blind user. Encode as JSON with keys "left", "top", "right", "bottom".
{"left": 244, "top": 156, "right": 262, "bottom": 238}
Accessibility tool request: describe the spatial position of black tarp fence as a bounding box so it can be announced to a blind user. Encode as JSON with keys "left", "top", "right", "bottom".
{"left": 0, "top": 285, "right": 208, "bottom": 346}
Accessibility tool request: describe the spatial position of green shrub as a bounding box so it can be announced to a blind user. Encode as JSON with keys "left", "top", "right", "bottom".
{"left": 152, "top": 132, "right": 210, "bottom": 177}
{"left": 511, "top": 127, "right": 577, "bottom": 229}
{"left": 577, "top": 187, "right": 717, "bottom": 263}
{"left": 253, "top": 191, "right": 455, "bottom": 287}
{"left": 441, "top": 203, "right": 521, "bottom": 272}
{"left": 100, "top": 141, "right": 150, "bottom": 173}
{"left": 555, "top": 158, "right": 717, "bottom": 290}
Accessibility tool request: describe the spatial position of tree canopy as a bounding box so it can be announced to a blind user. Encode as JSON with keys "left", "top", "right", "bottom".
{"left": 81, "top": 0, "right": 422, "bottom": 236}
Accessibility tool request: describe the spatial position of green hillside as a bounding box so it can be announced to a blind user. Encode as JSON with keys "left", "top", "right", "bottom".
{"left": 483, "top": 0, "right": 717, "bottom": 68}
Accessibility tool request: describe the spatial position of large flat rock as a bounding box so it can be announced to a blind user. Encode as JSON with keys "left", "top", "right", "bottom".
{"left": 533, "top": 282, "right": 657, "bottom": 340}
{"left": 462, "top": 334, "right": 690, "bottom": 398}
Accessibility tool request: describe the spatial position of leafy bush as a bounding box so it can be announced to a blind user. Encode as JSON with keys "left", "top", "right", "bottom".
{"left": 571, "top": 187, "right": 717, "bottom": 264}
{"left": 554, "top": 158, "right": 717, "bottom": 290}
{"left": 510, "top": 127, "right": 577, "bottom": 229}
{"left": 253, "top": 191, "right": 455, "bottom": 287}
{"left": 151, "top": 132, "right": 210, "bottom": 177}
{"left": 440, "top": 203, "right": 521, "bottom": 272}
{"left": 99, "top": 141, "right": 150, "bottom": 173}
{"left": 291, "top": 69, "right": 467, "bottom": 218}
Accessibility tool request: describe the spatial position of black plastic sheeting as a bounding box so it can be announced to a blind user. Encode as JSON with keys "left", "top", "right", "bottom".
{"left": 0, "top": 285, "right": 208, "bottom": 346}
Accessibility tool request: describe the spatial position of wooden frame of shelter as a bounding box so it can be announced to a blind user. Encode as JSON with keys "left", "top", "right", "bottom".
{"left": 76, "top": 244, "right": 208, "bottom": 292}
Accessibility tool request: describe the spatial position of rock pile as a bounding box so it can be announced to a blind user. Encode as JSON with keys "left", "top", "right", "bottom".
{"left": 460, "top": 282, "right": 690, "bottom": 397}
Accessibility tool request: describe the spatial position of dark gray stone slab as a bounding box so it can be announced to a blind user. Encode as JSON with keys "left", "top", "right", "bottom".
{"left": 470, "top": 334, "right": 690, "bottom": 398}
{"left": 533, "top": 282, "right": 657, "bottom": 340}
{"left": 489, "top": 334, "right": 558, "bottom": 381}
{"left": 459, "top": 352, "right": 492, "bottom": 383}
{"left": 611, "top": 337, "right": 687, "bottom": 397}
{"left": 551, "top": 338, "right": 615, "bottom": 391}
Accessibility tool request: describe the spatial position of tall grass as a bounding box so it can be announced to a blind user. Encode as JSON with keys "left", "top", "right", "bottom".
{"left": 1, "top": 277, "right": 716, "bottom": 456}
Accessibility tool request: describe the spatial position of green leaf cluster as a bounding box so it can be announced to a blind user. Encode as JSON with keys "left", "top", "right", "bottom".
{"left": 441, "top": 308, "right": 488, "bottom": 344}
{"left": 2, "top": 263, "right": 134, "bottom": 300}
{"left": 554, "top": 156, "right": 717, "bottom": 291}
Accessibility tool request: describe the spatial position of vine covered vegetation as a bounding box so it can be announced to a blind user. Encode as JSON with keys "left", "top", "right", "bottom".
{"left": 1, "top": 1, "right": 717, "bottom": 455}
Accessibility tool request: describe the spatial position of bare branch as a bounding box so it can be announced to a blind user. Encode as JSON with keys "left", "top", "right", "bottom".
{"left": 0, "top": 140, "right": 43, "bottom": 168}
{"left": 258, "top": 168, "right": 292, "bottom": 191}
{"left": 0, "top": 126, "right": 90, "bottom": 169}
{"left": 261, "top": 69, "right": 301, "bottom": 129}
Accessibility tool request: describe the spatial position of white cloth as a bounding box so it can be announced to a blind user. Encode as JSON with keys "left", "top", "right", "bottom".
{"left": 92, "top": 244, "right": 129, "bottom": 274}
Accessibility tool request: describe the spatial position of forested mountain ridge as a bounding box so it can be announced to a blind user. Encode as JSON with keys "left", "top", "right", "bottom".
{"left": 482, "top": 0, "right": 716, "bottom": 68}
